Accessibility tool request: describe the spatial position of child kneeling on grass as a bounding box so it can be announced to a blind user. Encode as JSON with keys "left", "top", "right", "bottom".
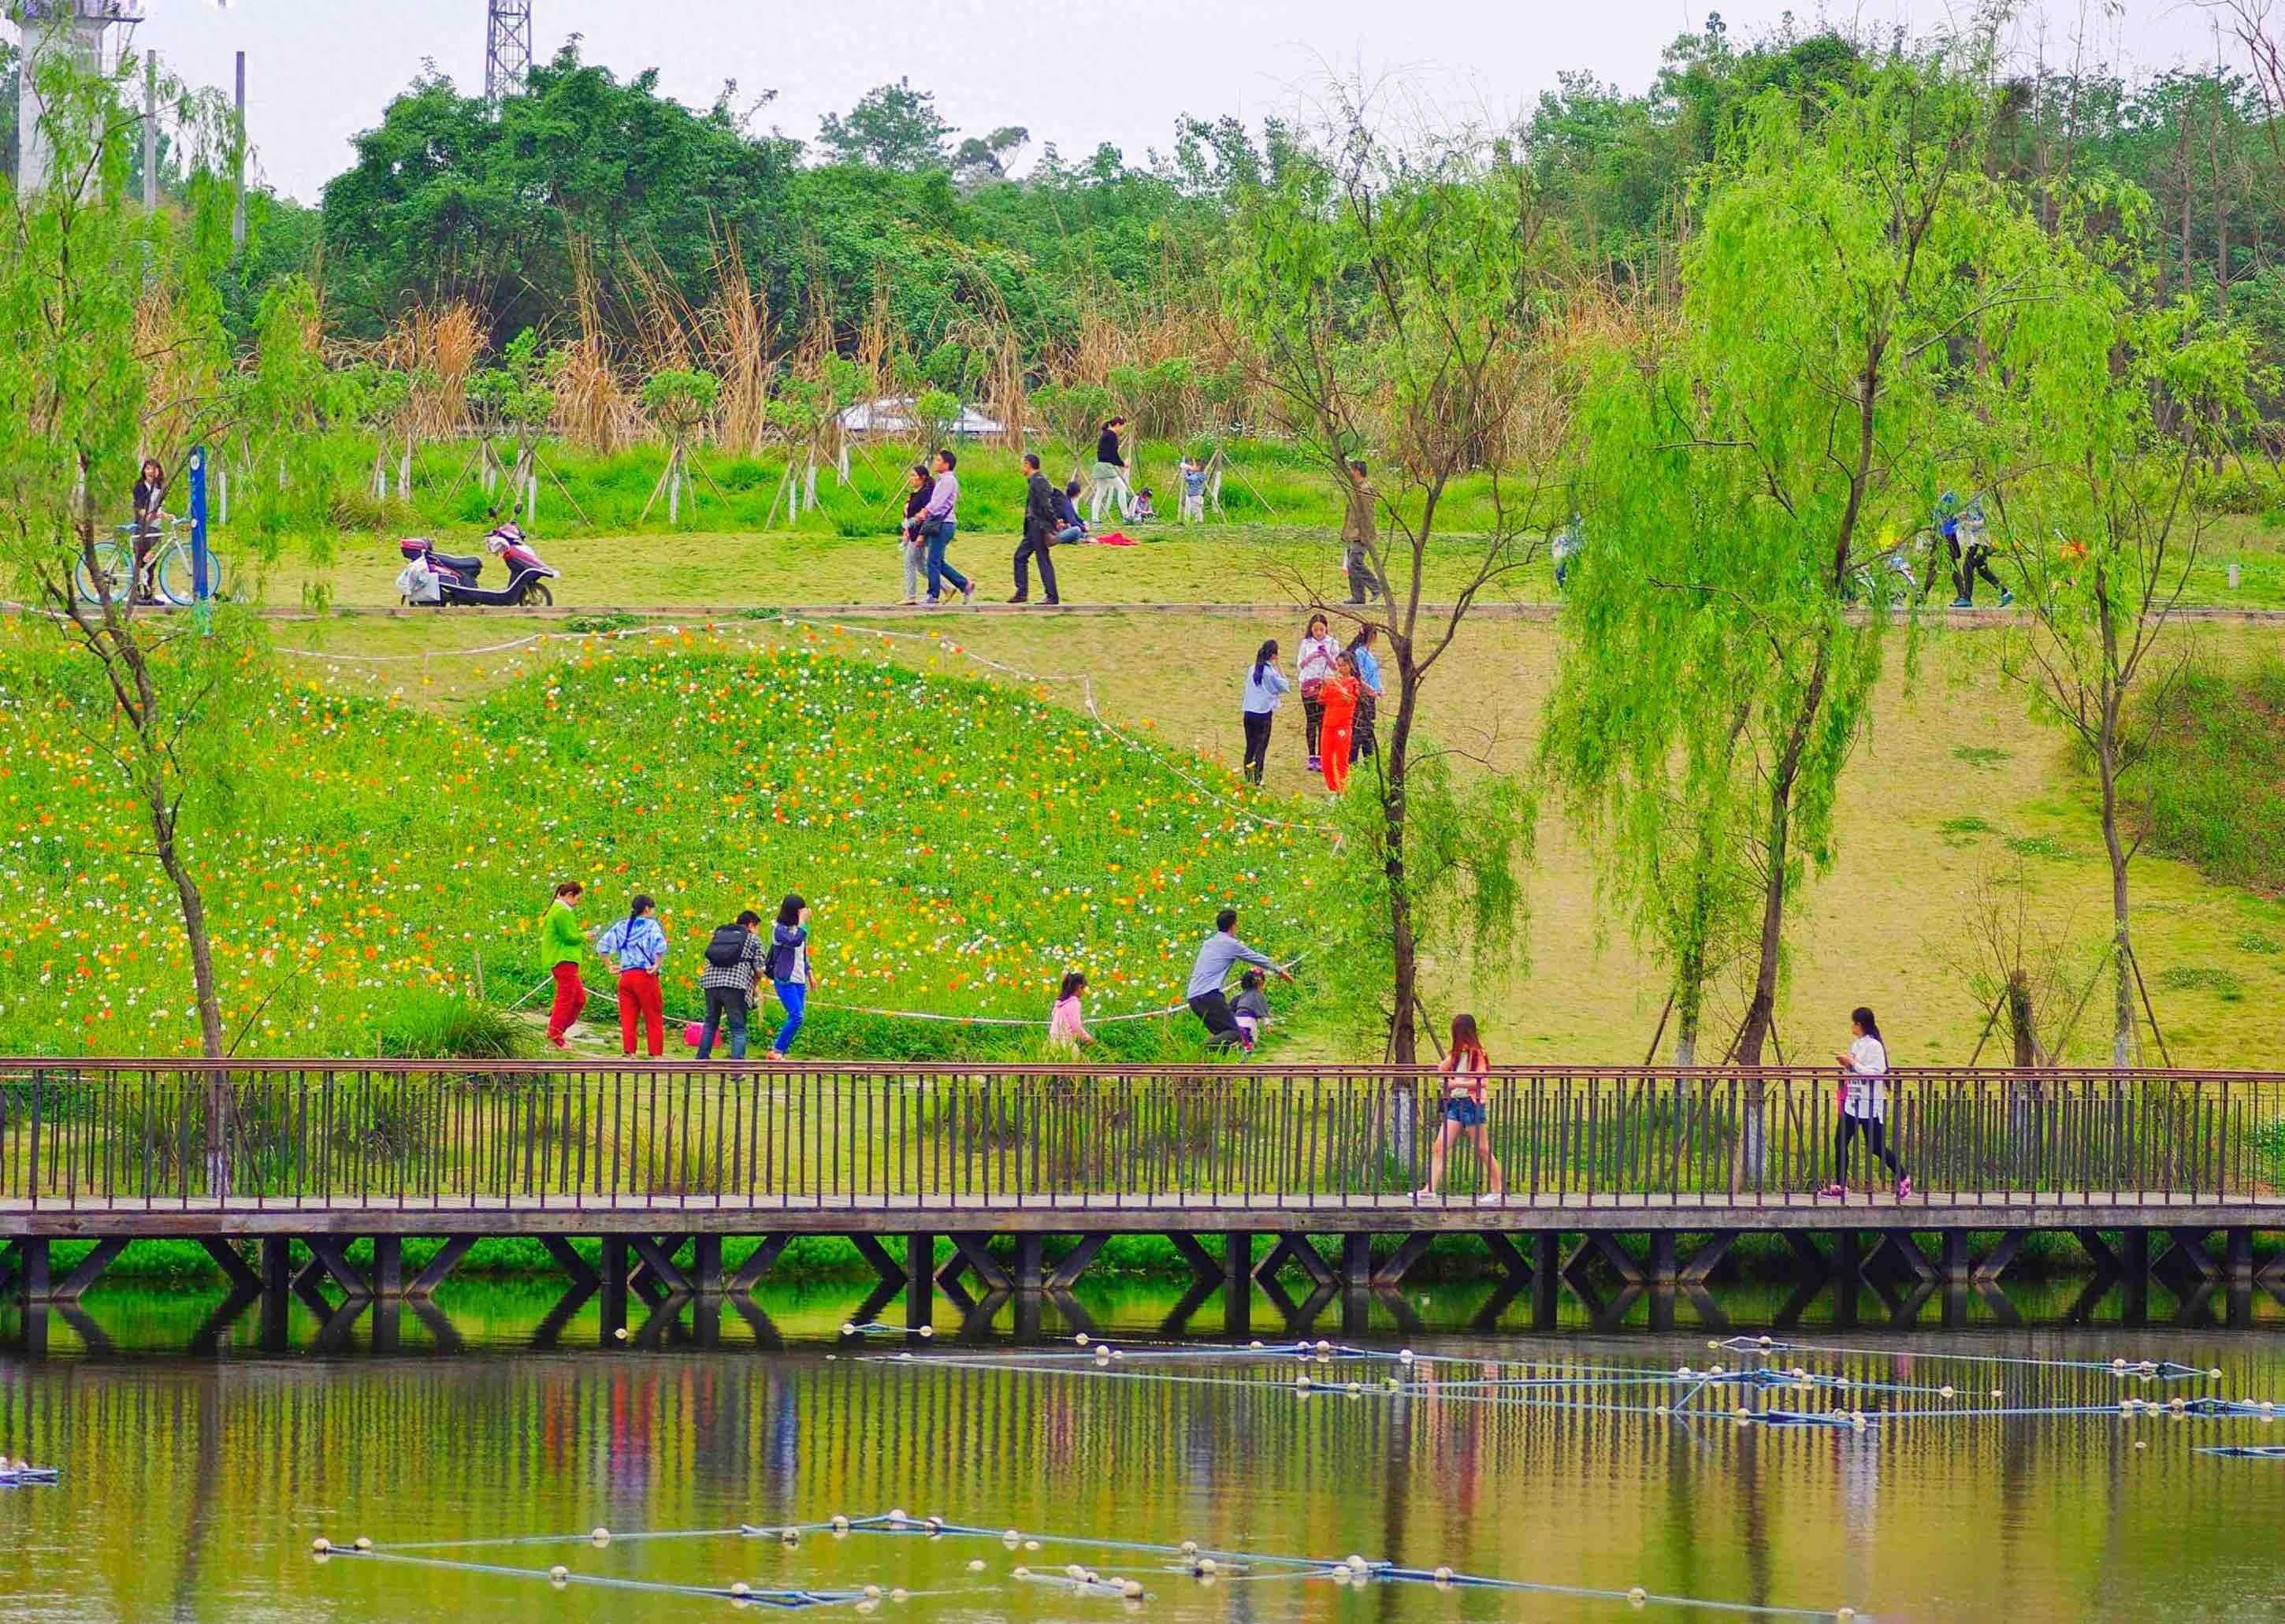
{"left": 1232, "top": 968, "right": 1269, "bottom": 1050}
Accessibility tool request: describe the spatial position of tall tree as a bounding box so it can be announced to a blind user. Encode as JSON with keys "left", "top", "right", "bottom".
{"left": 816, "top": 79, "right": 954, "bottom": 171}
{"left": 0, "top": 45, "right": 323, "bottom": 1094}
{"left": 1997, "top": 299, "right": 2253, "bottom": 1064}
{"left": 1224, "top": 101, "right": 1565, "bottom": 1063}
{"left": 1551, "top": 64, "right": 2083, "bottom": 1162}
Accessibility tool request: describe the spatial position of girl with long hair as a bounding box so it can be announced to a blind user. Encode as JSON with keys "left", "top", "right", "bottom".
{"left": 766, "top": 894, "right": 815, "bottom": 1061}
{"left": 1295, "top": 613, "right": 1338, "bottom": 770}
{"left": 1420, "top": 1013, "right": 1503, "bottom": 1202}
{"left": 1822, "top": 1005, "right": 1911, "bottom": 1198}
{"left": 1240, "top": 638, "right": 1288, "bottom": 785}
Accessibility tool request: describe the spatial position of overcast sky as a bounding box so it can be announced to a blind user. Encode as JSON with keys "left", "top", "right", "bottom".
{"left": 124, "top": 0, "right": 2237, "bottom": 203}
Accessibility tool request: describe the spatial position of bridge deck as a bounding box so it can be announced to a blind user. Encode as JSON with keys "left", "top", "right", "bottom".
{"left": 9, "top": 1189, "right": 2283, "bottom": 1239}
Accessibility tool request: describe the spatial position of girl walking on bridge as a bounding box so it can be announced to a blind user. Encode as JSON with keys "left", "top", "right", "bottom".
{"left": 1419, "top": 1013, "right": 1503, "bottom": 1203}
{"left": 1822, "top": 1005, "right": 1911, "bottom": 1200}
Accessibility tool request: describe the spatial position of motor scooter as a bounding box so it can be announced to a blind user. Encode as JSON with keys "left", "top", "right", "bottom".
{"left": 397, "top": 521, "right": 560, "bottom": 608}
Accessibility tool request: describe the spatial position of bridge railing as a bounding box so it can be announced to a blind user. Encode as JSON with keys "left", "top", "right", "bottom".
{"left": 2, "top": 1060, "right": 2280, "bottom": 1211}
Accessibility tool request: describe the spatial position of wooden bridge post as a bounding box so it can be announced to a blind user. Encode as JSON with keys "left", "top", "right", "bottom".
{"left": 1014, "top": 1236, "right": 1046, "bottom": 1294}
{"left": 14, "top": 1238, "right": 48, "bottom": 1303}
{"left": 1531, "top": 1233, "right": 1559, "bottom": 1330}
{"left": 2225, "top": 1228, "right": 2253, "bottom": 1285}
{"left": 373, "top": 1236, "right": 403, "bottom": 1299}
{"left": 691, "top": 1236, "right": 724, "bottom": 1295}
{"left": 1223, "top": 1232, "right": 1254, "bottom": 1336}
{"left": 2120, "top": 1228, "right": 2151, "bottom": 1325}
{"left": 1833, "top": 1231, "right": 1861, "bottom": 1328}
{"left": 599, "top": 1235, "right": 631, "bottom": 1338}
{"left": 905, "top": 1233, "right": 934, "bottom": 1331}
{"left": 1647, "top": 1232, "right": 1678, "bottom": 1289}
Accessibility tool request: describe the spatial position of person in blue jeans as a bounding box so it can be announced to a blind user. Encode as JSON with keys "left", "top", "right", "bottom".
{"left": 767, "top": 892, "right": 815, "bottom": 1059}
{"left": 922, "top": 448, "right": 973, "bottom": 604}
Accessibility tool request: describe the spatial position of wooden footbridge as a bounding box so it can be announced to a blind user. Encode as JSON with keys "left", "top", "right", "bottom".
{"left": 6, "top": 1060, "right": 2283, "bottom": 1340}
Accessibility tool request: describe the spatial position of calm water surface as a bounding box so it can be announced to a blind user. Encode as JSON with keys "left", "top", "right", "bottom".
{"left": 5, "top": 1282, "right": 2284, "bottom": 1623}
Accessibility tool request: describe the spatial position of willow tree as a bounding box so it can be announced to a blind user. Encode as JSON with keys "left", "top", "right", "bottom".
{"left": 0, "top": 47, "right": 323, "bottom": 1074}
{"left": 1996, "top": 299, "right": 2252, "bottom": 1065}
{"left": 1547, "top": 67, "right": 2078, "bottom": 1128}
{"left": 1223, "top": 103, "right": 1566, "bottom": 1064}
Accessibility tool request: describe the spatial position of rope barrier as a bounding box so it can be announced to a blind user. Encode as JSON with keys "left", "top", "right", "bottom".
{"left": 316, "top": 1507, "right": 1869, "bottom": 1618}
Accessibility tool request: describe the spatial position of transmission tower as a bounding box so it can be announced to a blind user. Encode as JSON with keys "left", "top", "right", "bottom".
{"left": 484, "top": 0, "right": 532, "bottom": 106}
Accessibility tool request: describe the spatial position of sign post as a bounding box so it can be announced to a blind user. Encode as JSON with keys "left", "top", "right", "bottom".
{"left": 188, "top": 444, "right": 210, "bottom": 622}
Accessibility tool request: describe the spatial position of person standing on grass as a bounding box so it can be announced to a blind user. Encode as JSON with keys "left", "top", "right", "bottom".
{"left": 1239, "top": 638, "right": 1288, "bottom": 786}
{"left": 541, "top": 881, "right": 587, "bottom": 1050}
{"left": 897, "top": 461, "right": 934, "bottom": 605}
{"left": 1341, "top": 459, "right": 1384, "bottom": 606}
{"left": 1050, "top": 970, "right": 1094, "bottom": 1049}
{"left": 1185, "top": 907, "right": 1291, "bottom": 1049}
{"left": 1419, "top": 1013, "right": 1504, "bottom": 1202}
{"left": 1091, "top": 416, "right": 1131, "bottom": 524}
{"left": 1180, "top": 455, "right": 1208, "bottom": 523}
{"left": 1821, "top": 1005, "right": 1911, "bottom": 1199}
{"left": 921, "top": 448, "right": 974, "bottom": 605}
{"left": 1317, "top": 650, "right": 1361, "bottom": 794}
{"left": 595, "top": 893, "right": 667, "bottom": 1060}
{"left": 1295, "top": 613, "right": 1338, "bottom": 771}
{"left": 766, "top": 894, "right": 815, "bottom": 1061}
{"left": 697, "top": 909, "right": 766, "bottom": 1061}
{"left": 1011, "top": 452, "right": 1064, "bottom": 604}
{"left": 1346, "top": 626, "right": 1384, "bottom": 764}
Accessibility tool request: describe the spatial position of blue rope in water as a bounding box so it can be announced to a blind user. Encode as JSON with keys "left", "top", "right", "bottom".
{"left": 2198, "top": 1444, "right": 2285, "bottom": 1459}
{"left": 1718, "top": 1337, "right": 2214, "bottom": 1380}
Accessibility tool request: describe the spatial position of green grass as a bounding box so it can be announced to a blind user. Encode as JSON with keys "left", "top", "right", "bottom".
{"left": 2140, "top": 656, "right": 2285, "bottom": 894}
{"left": 0, "top": 628, "right": 1329, "bottom": 1057}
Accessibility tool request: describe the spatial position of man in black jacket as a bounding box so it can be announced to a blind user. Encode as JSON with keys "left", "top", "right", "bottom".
{"left": 1011, "top": 452, "right": 1063, "bottom": 604}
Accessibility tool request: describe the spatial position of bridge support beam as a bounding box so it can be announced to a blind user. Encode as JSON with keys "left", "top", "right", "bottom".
{"left": 904, "top": 1232, "right": 934, "bottom": 1331}
{"left": 1222, "top": 1232, "right": 1253, "bottom": 1336}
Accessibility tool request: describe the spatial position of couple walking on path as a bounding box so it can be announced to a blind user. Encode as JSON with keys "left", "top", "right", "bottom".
{"left": 898, "top": 449, "right": 975, "bottom": 605}
{"left": 541, "top": 883, "right": 815, "bottom": 1061}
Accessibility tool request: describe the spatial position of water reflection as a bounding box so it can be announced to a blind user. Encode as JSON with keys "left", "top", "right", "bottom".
{"left": 5, "top": 1262, "right": 2282, "bottom": 1366}
{"left": 6, "top": 1309, "right": 2285, "bottom": 1623}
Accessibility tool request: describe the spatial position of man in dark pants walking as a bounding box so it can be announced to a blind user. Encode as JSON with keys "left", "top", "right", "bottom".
{"left": 1185, "top": 907, "right": 1292, "bottom": 1048}
{"left": 1011, "top": 452, "right": 1062, "bottom": 604}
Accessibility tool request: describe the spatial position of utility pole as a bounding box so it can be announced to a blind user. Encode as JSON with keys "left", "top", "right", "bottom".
{"left": 142, "top": 47, "right": 156, "bottom": 209}
{"left": 231, "top": 48, "right": 245, "bottom": 250}
{"left": 484, "top": 0, "right": 533, "bottom": 107}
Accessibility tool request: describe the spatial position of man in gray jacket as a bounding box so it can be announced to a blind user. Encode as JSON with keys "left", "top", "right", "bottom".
{"left": 1186, "top": 908, "right": 1294, "bottom": 1048}
{"left": 1341, "top": 459, "right": 1385, "bottom": 605}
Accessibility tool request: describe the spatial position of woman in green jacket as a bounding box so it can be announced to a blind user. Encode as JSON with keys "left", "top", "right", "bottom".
{"left": 541, "top": 881, "right": 587, "bottom": 1049}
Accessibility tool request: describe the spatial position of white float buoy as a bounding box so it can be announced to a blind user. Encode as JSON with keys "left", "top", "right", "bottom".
{"left": 1075, "top": 1333, "right": 1090, "bottom": 1346}
{"left": 731, "top": 1581, "right": 749, "bottom": 1597}
{"left": 1197, "top": 1557, "right": 1218, "bottom": 1575}
{"left": 590, "top": 1527, "right": 611, "bottom": 1544}
{"left": 864, "top": 1585, "right": 882, "bottom": 1600}
{"left": 890, "top": 1589, "right": 908, "bottom": 1603}
{"left": 1013, "top": 1566, "right": 1031, "bottom": 1579}
{"left": 1432, "top": 1566, "right": 1453, "bottom": 1585}
{"left": 1940, "top": 1386, "right": 1956, "bottom": 1399}
{"left": 354, "top": 1537, "right": 373, "bottom": 1552}
{"left": 841, "top": 1322, "right": 857, "bottom": 1337}
{"left": 1024, "top": 1540, "right": 1041, "bottom": 1552}
{"left": 311, "top": 1538, "right": 332, "bottom": 1555}
{"left": 888, "top": 1508, "right": 908, "bottom": 1524}
{"left": 1003, "top": 1529, "right": 1022, "bottom": 1544}
{"left": 1629, "top": 1585, "right": 1649, "bottom": 1605}
{"left": 967, "top": 1559, "right": 986, "bottom": 1573}
{"left": 916, "top": 1325, "right": 934, "bottom": 1340}
{"left": 831, "top": 1515, "right": 851, "bottom": 1533}
{"left": 613, "top": 1327, "right": 629, "bottom": 1341}
{"left": 551, "top": 1566, "right": 570, "bottom": 1582}
{"left": 1121, "top": 1579, "right": 1144, "bottom": 1598}
{"left": 1399, "top": 1348, "right": 1415, "bottom": 1362}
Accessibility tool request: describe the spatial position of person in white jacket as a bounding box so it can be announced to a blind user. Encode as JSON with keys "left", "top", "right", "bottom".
{"left": 1819, "top": 1005, "right": 1912, "bottom": 1199}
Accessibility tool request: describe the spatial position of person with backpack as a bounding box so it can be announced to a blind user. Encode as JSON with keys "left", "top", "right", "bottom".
{"left": 765, "top": 894, "right": 815, "bottom": 1060}
{"left": 540, "top": 881, "right": 587, "bottom": 1050}
{"left": 1821, "top": 1005, "right": 1912, "bottom": 1199}
{"left": 594, "top": 893, "right": 667, "bottom": 1059}
{"left": 696, "top": 909, "right": 766, "bottom": 1061}
{"left": 1010, "top": 452, "right": 1063, "bottom": 604}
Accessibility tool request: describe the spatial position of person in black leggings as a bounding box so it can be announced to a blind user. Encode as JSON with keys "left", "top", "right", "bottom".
{"left": 1239, "top": 638, "right": 1288, "bottom": 786}
{"left": 1821, "top": 1005, "right": 1911, "bottom": 1198}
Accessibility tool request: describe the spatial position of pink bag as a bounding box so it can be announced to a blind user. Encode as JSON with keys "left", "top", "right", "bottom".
{"left": 683, "top": 1020, "right": 706, "bottom": 1049}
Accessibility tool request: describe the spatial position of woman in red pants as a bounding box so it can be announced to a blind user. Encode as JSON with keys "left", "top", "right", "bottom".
{"left": 541, "top": 880, "right": 588, "bottom": 1049}
{"left": 1318, "top": 652, "right": 1361, "bottom": 793}
{"left": 595, "top": 893, "right": 668, "bottom": 1058}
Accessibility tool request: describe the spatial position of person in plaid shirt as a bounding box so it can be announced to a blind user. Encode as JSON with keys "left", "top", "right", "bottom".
{"left": 697, "top": 910, "right": 767, "bottom": 1061}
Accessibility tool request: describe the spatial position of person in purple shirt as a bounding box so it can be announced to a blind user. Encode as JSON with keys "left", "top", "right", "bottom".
{"left": 921, "top": 448, "right": 975, "bottom": 606}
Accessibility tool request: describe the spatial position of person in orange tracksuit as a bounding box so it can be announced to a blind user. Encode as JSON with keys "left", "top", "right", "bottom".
{"left": 1317, "top": 652, "right": 1361, "bottom": 793}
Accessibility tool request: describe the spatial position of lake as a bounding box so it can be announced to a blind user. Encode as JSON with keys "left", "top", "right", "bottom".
{"left": 5, "top": 1280, "right": 2284, "bottom": 1622}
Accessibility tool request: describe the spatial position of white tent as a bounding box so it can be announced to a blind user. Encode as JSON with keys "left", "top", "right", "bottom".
{"left": 838, "top": 396, "right": 1005, "bottom": 439}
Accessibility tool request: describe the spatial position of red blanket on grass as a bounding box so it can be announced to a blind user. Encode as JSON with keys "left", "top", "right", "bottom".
{"left": 1092, "top": 530, "right": 1138, "bottom": 547}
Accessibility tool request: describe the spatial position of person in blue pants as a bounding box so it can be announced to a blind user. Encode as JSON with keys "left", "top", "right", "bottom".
{"left": 767, "top": 893, "right": 814, "bottom": 1059}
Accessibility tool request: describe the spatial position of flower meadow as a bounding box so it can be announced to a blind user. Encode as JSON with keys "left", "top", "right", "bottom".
{"left": 0, "top": 630, "right": 1329, "bottom": 1059}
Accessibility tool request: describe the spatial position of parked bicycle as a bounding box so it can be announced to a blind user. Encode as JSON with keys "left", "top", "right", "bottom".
{"left": 72, "top": 518, "right": 232, "bottom": 608}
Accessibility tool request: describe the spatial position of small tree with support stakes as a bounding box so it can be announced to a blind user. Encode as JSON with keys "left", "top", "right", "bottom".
{"left": 466, "top": 329, "right": 555, "bottom": 522}
{"left": 639, "top": 367, "right": 720, "bottom": 526}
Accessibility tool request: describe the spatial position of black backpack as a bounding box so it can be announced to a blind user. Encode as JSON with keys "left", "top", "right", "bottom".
{"left": 703, "top": 924, "right": 749, "bottom": 968}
